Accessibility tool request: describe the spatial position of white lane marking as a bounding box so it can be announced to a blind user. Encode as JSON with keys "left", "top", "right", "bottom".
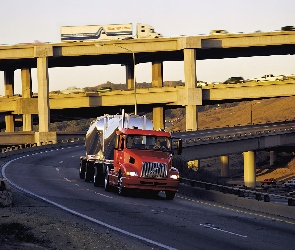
{"left": 64, "top": 178, "right": 71, "bottom": 182}
{"left": 200, "top": 223, "right": 247, "bottom": 238}
{"left": 1, "top": 154, "right": 176, "bottom": 250}
{"left": 56, "top": 168, "right": 59, "bottom": 172}
{"left": 94, "top": 191, "right": 113, "bottom": 198}
{"left": 59, "top": 161, "right": 63, "bottom": 163}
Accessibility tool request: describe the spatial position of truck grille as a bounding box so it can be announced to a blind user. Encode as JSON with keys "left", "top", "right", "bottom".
{"left": 141, "top": 162, "right": 167, "bottom": 178}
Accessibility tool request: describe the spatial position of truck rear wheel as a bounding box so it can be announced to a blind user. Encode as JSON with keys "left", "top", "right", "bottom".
{"left": 85, "top": 161, "right": 94, "bottom": 182}
{"left": 94, "top": 164, "right": 104, "bottom": 187}
{"left": 79, "top": 159, "right": 86, "bottom": 179}
{"left": 165, "top": 191, "right": 176, "bottom": 200}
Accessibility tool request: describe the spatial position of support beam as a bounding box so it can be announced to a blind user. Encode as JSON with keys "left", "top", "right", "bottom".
{"left": 243, "top": 151, "right": 256, "bottom": 188}
{"left": 184, "top": 49, "right": 197, "bottom": 131}
{"left": 35, "top": 55, "right": 57, "bottom": 145}
{"left": 152, "top": 62, "right": 163, "bottom": 88}
{"left": 269, "top": 150, "right": 277, "bottom": 166}
{"left": 152, "top": 61, "right": 164, "bottom": 129}
{"left": 4, "top": 70, "right": 15, "bottom": 132}
{"left": 37, "top": 57, "right": 50, "bottom": 132}
{"left": 126, "top": 64, "right": 134, "bottom": 90}
{"left": 153, "top": 107, "right": 164, "bottom": 130}
{"left": 220, "top": 155, "right": 229, "bottom": 177}
{"left": 185, "top": 105, "right": 197, "bottom": 131}
{"left": 21, "top": 68, "right": 33, "bottom": 131}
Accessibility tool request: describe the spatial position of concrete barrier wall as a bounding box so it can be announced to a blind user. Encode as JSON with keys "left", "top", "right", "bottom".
{"left": 0, "top": 138, "right": 84, "bottom": 158}
{"left": 179, "top": 183, "right": 295, "bottom": 220}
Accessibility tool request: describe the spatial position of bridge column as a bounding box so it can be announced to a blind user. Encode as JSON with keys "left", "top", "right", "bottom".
{"left": 34, "top": 46, "right": 56, "bottom": 145}
{"left": 269, "top": 150, "right": 277, "bottom": 166}
{"left": 184, "top": 49, "right": 198, "bottom": 131}
{"left": 152, "top": 61, "right": 164, "bottom": 130}
{"left": 21, "top": 68, "right": 33, "bottom": 131}
{"left": 37, "top": 57, "right": 49, "bottom": 132}
{"left": 126, "top": 64, "right": 134, "bottom": 90}
{"left": 4, "top": 70, "right": 15, "bottom": 132}
{"left": 243, "top": 151, "right": 256, "bottom": 188}
{"left": 220, "top": 155, "right": 229, "bottom": 177}
{"left": 153, "top": 108, "right": 164, "bottom": 130}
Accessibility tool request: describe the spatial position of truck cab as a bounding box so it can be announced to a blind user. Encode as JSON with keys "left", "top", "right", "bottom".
{"left": 108, "top": 127, "right": 181, "bottom": 199}
{"left": 136, "top": 23, "right": 162, "bottom": 38}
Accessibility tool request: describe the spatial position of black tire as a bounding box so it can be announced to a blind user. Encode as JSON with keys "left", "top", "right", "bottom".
{"left": 93, "top": 166, "right": 99, "bottom": 187}
{"left": 165, "top": 191, "right": 176, "bottom": 200}
{"left": 93, "top": 164, "right": 104, "bottom": 187}
{"left": 118, "top": 173, "right": 126, "bottom": 196}
{"left": 105, "top": 167, "right": 111, "bottom": 192}
{"left": 151, "top": 190, "right": 160, "bottom": 198}
{"left": 85, "top": 161, "right": 94, "bottom": 182}
{"left": 79, "top": 159, "right": 86, "bottom": 179}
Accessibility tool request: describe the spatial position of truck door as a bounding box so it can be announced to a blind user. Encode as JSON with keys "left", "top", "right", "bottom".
{"left": 114, "top": 135, "right": 125, "bottom": 169}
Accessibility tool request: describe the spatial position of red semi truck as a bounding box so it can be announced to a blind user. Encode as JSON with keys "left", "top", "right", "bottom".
{"left": 79, "top": 112, "right": 182, "bottom": 200}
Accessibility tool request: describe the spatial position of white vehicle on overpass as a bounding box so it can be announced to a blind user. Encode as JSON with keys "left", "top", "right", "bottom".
{"left": 283, "top": 180, "right": 295, "bottom": 187}
{"left": 253, "top": 74, "right": 287, "bottom": 82}
{"left": 61, "top": 23, "right": 162, "bottom": 42}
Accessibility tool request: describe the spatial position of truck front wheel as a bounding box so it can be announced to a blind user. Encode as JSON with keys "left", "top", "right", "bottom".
{"left": 118, "top": 175, "right": 126, "bottom": 196}
{"left": 165, "top": 191, "right": 176, "bottom": 200}
{"left": 105, "top": 168, "right": 111, "bottom": 192}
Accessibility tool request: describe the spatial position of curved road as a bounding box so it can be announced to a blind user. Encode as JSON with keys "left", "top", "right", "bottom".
{"left": 2, "top": 145, "right": 295, "bottom": 250}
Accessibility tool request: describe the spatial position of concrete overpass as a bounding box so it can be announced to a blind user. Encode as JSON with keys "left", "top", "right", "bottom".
{"left": 1, "top": 31, "right": 295, "bottom": 144}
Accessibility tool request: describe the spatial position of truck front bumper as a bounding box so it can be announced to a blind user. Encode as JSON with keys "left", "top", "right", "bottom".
{"left": 122, "top": 177, "right": 179, "bottom": 191}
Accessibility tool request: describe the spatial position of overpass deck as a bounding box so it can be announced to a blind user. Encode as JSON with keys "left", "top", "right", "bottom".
{"left": 1, "top": 80, "right": 295, "bottom": 114}
{"left": 0, "top": 30, "right": 295, "bottom": 69}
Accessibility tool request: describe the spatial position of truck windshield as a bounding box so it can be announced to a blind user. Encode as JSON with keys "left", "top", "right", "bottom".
{"left": 126, "top": 135, "right": 171, "bottom": 151}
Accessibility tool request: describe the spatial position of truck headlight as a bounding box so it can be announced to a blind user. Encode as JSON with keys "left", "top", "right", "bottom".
{"left": 170, "top": 174, "right": 180, "bottom": 180}
{"left": 126, "top": 171, "right": 138, "bottom": 177}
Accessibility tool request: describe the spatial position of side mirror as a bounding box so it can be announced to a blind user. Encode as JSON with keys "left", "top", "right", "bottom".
{"left": 177, "top": 139, "right": 182, "bottom": 155}
{"left": 114, "top": 134, "right": 120, "bottom": 150}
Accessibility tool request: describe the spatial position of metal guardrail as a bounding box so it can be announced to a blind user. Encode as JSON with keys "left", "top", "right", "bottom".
{"left": 180, "top": 177, "right": 295, "bottom": 206}
{"left": 0, "top": 137, "right": 85, "bottom": 158}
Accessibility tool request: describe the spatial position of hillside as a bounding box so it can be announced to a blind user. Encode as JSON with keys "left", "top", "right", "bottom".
{"left": 167, "top": 96, "right": 295, "bottom": 131}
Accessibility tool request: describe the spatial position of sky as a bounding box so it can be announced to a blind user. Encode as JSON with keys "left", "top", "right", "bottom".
{"left": 0, "top": 0, "right": 295, "bottom": 95}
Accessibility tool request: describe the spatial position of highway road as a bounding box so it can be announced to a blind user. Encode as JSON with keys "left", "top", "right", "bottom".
{"left": 2, "top": 145, "right": 295, "bottom": 250}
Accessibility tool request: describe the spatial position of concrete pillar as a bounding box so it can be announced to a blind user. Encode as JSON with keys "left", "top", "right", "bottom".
{"left": 152, "top": 61, "right": 164, "bottom": 129}
{"left": 152, "top": 61, "right": 163, "bottom": 88}
{"left": 37, "top": 57, "right": 50, "bottom": 132}
{"left": 220, "top": 155, "right": 229, "bottom": 177}
{"left": 153, "top": 107, "right": 165, "bottom": 130}
{"left": 4, "top": 70, "right": 15, "bottom": 132}
{"left": 184, "top": 49, "right": 197, "bottom": 131}
{"left": 243, "top": 151, "right": 256, "bottom": 188}
{"left": 34, "top": 45, "right": 56, "bottom": 145}
{"left": 269, "top": 151, "right": 277, "bottom": 166}
{"left": 126, "top": 64, "right": 134, "bottom": 89}
{"left": 21, "top": 68, "right": 33, "bottom": 131}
